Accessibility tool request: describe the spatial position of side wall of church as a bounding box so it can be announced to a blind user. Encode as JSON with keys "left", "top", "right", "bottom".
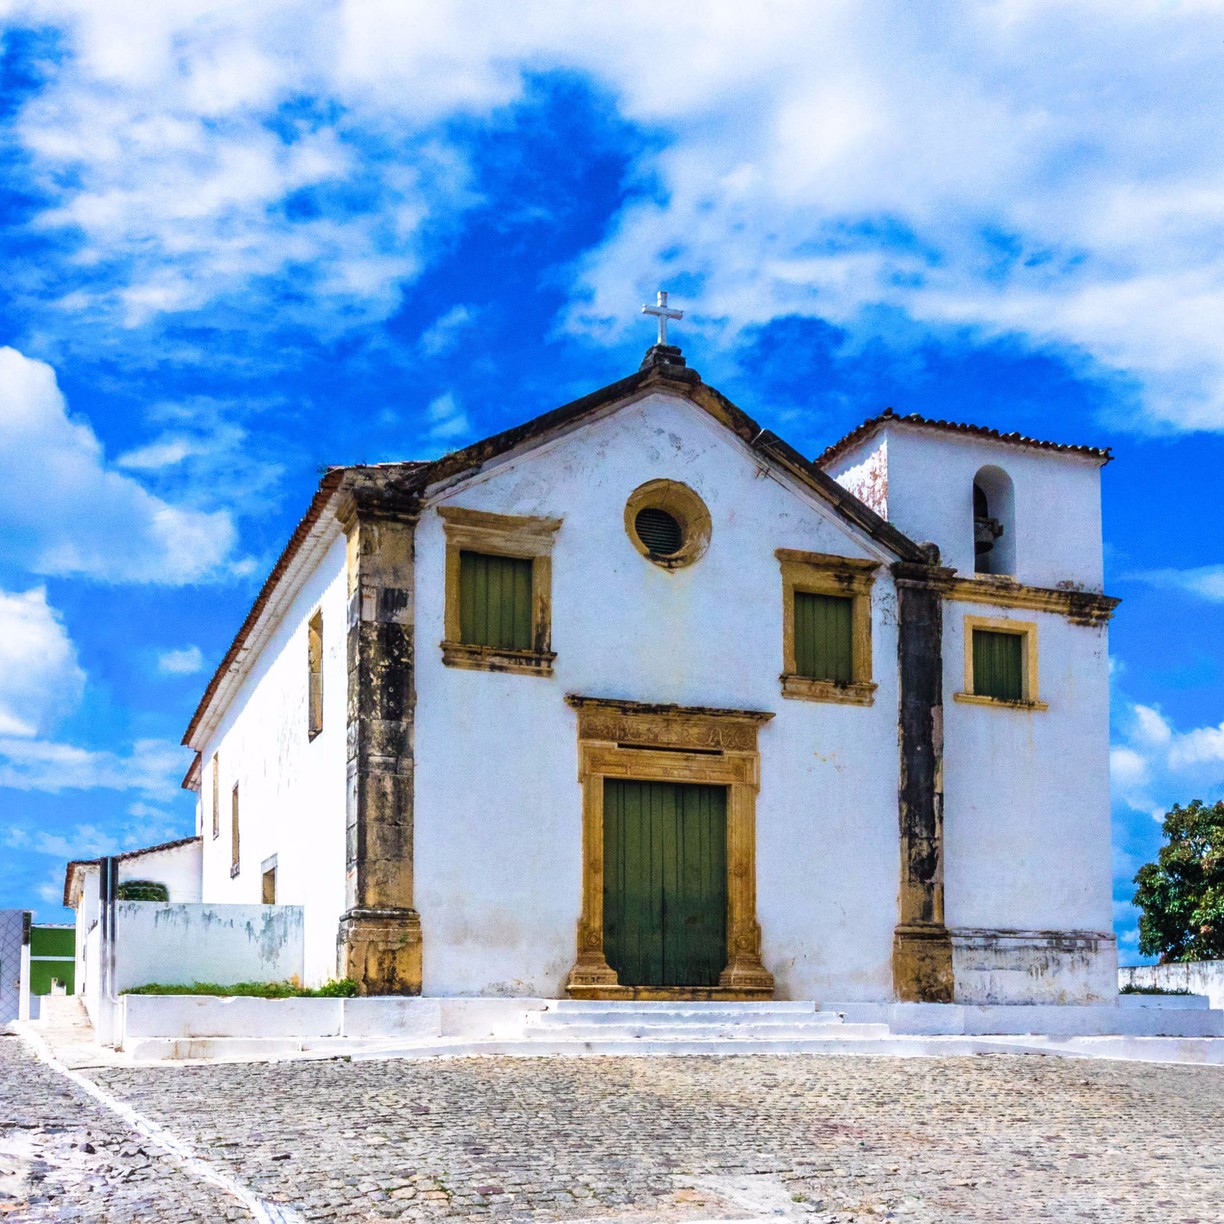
{"left": 412, "top": 391, "right": 904, "bottom": 1001}
{"left": 197, "top": 532, "right": 350, "bottom": 986}
{"left": 941, "top": 601, "right": 1117, "bottom": 1001}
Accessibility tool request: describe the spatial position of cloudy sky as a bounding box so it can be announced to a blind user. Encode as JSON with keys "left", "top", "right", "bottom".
{"left": 1, "top": 0, "right": 1222, "bottom": 958}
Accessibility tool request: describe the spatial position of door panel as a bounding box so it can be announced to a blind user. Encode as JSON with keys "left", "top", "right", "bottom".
{"left": 603, "top": 779, "right": 727, "bottom": 987}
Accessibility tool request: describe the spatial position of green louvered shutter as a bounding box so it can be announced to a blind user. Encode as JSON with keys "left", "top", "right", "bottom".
{"left": 794, "top": 591, "right": 853, "bottom": 684}
{"left": 973, "top": 629, "right": 1023, "bottom": 701}
{"left": 459, "top": 551, "right": 533, "bottom": 650}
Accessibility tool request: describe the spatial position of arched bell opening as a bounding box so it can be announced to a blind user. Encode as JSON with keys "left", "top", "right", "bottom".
{"left": 973, "top": 465, "right": 1016, "bottom": 576}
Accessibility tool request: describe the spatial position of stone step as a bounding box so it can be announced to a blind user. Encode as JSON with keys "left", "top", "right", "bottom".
{"left": 548, "top": 999, "right": 818, "bottom": 1014}
{"left": 521, "top": 1022, "right": 892, "bottom": 1042}
{"left": 531, "top": 1003, "right": 837, "bottom": 1023}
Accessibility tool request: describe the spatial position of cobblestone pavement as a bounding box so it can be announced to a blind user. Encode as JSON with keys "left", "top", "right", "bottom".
{"left": 0, "top": 1033, "right": 242, "bottom": 1222}
{"left": 7, "top": 1038, "right": 1224, "bottom": 1223}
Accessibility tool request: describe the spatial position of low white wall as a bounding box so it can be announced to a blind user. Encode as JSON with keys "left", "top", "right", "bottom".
{"left": 1121, "top": 962, "right": 1224, "bottom": 1010}
{"left": 953, "top": 929, "right": 1117, "bottom": 1004}
{"left": 116, "top": 903, "right": 304, "bottom": 992}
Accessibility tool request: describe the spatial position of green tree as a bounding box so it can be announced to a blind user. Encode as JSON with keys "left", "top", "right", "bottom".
{"left": 1133, "top": 799, "right": 1224, "bottom": 962}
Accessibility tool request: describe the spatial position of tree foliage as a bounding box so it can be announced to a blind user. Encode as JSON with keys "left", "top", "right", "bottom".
{"left": 1133, "top": 799, "right": 1224, "bottom": 962}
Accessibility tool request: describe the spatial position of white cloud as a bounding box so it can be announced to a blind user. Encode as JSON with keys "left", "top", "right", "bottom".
{"left": 422, "top": 391, "right": 471, "bottom": 449}
{"left": 1128, "top": 565, "right": 1224, "bottom": 603}
{"left": 157, "top": 645, "right": 205, "bottom": 676}
{"left": 0, "top": 586, "right": 84, "bottom": 737}
{"left": 8, "top": 3, "right": 1224, "bottom": 428}
{"left": 0, "top": 736, "right": 187, "bottom": 800}
{"left": 1111, "top": 700, "right": 1224, "bottom": 821}
{"left": 0, "top": 347, "right": 235, "bottom": 582}
{"left": 116, "top": 437, "right": 197, "bottom": 470}
{"left": 419, "top": 305, "right": 477, "bottom": 357}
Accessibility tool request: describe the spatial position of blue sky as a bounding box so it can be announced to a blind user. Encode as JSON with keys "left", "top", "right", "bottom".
{"left": 1, "top": 2, "right": 1222, "bottom": 961}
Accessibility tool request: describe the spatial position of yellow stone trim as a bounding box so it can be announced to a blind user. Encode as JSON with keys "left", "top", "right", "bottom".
{"left": 564, "top": 696, "right": 776, "bottom": 999}
{"left": 776, "top": 549, "right": 879, "bottom": 705}
{"left": 438, "top": 505, "right": 562, "bottom": 676}
{"left": 947, "top": 575, "right": 1119, "bottom": 626}
{"left": 624, "top": 479, "right": 712, "bottom": 569}
{"left": 956, "top": 614, "right": 1047, "bottom": 710}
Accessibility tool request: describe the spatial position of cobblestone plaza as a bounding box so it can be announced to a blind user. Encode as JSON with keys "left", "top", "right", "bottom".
{"left": 2, "top": 1034, "right": 1221, "bottom": 1222}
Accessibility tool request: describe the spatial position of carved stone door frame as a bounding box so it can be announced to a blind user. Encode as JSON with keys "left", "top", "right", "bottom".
{"left": 564, "top": 696, "right": 776, "bottom": 1000}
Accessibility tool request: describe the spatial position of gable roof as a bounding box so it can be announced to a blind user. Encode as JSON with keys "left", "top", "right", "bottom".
{"left": 183, "top": 352, "right": 928, "bottom": 756}
{"left": 63, "top": 835, "right": 202, "bottom": 907}
{"left": 817, "top": 406, "right": 1113, "bottom": 470}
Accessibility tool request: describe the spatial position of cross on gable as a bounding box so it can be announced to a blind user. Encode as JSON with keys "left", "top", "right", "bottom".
{"left": 642, "top": 290, "right": 683, "bottom": 347}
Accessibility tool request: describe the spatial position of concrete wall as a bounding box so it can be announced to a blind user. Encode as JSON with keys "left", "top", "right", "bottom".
{"left": 414, "top": 390, "right": 903, "bottom": 1001}
{"left": 1121, "top": 962, "right": 1224, "bottom": 1010}
{"left": 198, "top": 532, "right": 349, "bottom": 985}
{"left": 72, "top": 841, "right": 203, "bottom": 1003}
{"left": 824, "top": 424, "right": 1105, "bottom": 590}
{"left": 114, "top": 903, "right": 304, "bottom": 992}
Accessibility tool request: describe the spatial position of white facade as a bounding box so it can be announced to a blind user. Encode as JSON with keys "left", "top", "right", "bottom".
{"left": 194, "top": 533, "right": 348, "bottom": 985}
{"left": 414, "top": 392, "right": 902, "bottom": 1000}
{"left": 156, "top": 369, "right": 1117, "bottom": 1006}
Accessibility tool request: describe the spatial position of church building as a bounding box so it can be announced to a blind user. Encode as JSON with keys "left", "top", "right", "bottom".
{"left": 178, "top": 318, "right": 1120, "bottom": 1007}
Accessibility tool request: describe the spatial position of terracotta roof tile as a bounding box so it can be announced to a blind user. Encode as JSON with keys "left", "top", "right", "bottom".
{"left": 817, "top": 407, "right": 1113, "bottom": 469}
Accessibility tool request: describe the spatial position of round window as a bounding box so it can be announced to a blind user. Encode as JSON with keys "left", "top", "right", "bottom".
{"left": 634, "top": 507, "right": 684, "bottom": 558}
{"left": 624, "top": 480, "right": 712, "bottom": 569}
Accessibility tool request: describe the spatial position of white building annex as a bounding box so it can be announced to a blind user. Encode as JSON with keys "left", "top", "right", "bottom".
{"left": 155, "top": 335, "right": 1119, "bottom": 1007}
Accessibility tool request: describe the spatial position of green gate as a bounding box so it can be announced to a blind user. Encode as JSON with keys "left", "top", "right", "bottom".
{"left": 603, "top": 779, "right": 728, "bottom": 987}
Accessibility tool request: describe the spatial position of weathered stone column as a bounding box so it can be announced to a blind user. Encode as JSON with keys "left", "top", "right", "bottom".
{"left": 891, "top": 556, "right": 955, "bottom": 1003}
{"left": 337, "top": 482, "right": 421, "bottom": 995}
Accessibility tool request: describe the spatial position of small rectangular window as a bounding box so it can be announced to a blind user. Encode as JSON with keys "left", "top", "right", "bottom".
{"left": 261, "top": 865, "right": 277, "bottom": 905}
{"left": 793, "top": 591, "right": 853, "bottom": 685}
{"left": 972, "top": 629, "right": 1024, "bottom": 702}
{"left": 307, "top": 610, "right": 323, "bottom": 738}
{"left": 211, "top": 753, "right": 220, "bottom": 839}
{"left": 459, "top": 550, "right": 534, "bottom": 651}
{"left": 230, "top": 783, "right": 240, "bottom": 877}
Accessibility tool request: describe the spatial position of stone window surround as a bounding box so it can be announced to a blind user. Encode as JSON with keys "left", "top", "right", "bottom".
{"left": 623, "top": 478, "right": 712, "bottom": 570}
{"left": 564, "top": 695, "right": 776, "bottom": 1002}
{"left": 776, "top": 548, "right": 880, "bottom": 706}
{"left": 438, "top": 505, "right": 562, "bottom": 677}
{"left": 954, "top": 614, "right": 1047, "bottom": 711}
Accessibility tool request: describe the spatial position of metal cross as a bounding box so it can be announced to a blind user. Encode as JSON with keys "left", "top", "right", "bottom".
{"left": 642, "top": 289, "right": 683, "bottom": 346}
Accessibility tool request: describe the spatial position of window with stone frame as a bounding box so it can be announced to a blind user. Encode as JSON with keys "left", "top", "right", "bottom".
{"left": 439, "top": 505, "right": 562, "bottom": 676}
{"left": 777, "top": 549, "right": 879, "bottom": 705}
{"left": 955, "top": 615, "right": 1046, "bottom": 710}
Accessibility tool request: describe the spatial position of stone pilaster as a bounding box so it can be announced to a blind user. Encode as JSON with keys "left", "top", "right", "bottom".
{"left": 892, "top": 557, "right": 955, "bottom": 1003}
{"left": 337, "top": 483, "right": 421, "bottom": 995}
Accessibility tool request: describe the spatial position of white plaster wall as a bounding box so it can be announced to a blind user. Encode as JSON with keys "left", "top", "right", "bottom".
{"left": 198, "top": 532, "right": 349, "bottom": 986}
{"left": 413, "top": 391, "right": 902, "bottom": 1001}
{"left": 124, "top": 843, "right": 203, "bottom": 904}
{"left": 115, "top": 903, "right": 304, "bottom": 992}
{"left": 1121, "top": 963, "right": 1224, "bottom": 1010}
{"left": 825, "top": 425, "right": 1105, "bottom": 589}
{"left": 942, "top": 599, "right": 1114, "bottom": 998}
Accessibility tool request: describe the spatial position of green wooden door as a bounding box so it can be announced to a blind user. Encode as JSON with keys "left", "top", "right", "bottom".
{"left": 603, "top": 779, "right": 728, "bottom": 987}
